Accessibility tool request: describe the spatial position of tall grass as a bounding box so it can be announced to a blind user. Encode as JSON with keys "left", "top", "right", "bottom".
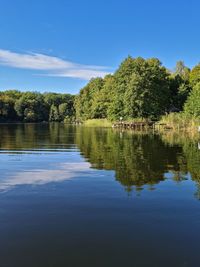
{"left": 83, "top": 114, "right": 200, "bottom": 132}
{"left": 158, "top": 113, "right": 200, "bottom": 132}
{"left": 83, "top": 119, "right": 112, "bottom": 127}
{"left": 123, "top": 117, "right": 152, "bottom": 123}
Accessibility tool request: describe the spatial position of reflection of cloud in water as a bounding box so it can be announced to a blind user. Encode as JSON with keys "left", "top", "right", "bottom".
{"left": 0, "top": 162, "right": 91, "bottom": 191}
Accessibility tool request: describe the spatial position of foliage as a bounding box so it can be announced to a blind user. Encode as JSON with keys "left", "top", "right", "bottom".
{"left": 75, "top": 77, "right": 104, "bottom": 120}
{"left": 0, "top": 90, "right": 75, "bottom": 123}
{"left": 190, "top": 64, "right": 200, "bottom": 86}
{"left": 15, "top": 92, "right": 48, "bottom": 122}
{"left": 49, "top": 104, "right": 60, "bottom": 122}
{"left": 169, "top": 61, "right": 191, "bottom": 110}
{"left": 75, "top": 56, "right": 194, "bottom": 122}
{"left": 184, "top": 82, "right": 200, "bottom": 117}
{"left": 123, "top": 58, "right": 170, "bottom": 119}
{"left": 175, "top": 61, "right": 190, "bottom": 81}
{"left": 2, "top": 55, "right": 200, "bottom": 125}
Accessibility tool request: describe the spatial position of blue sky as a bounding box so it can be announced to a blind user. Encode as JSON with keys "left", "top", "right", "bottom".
{"left": 0, "top": 0, "right": 200, "bottom": 94}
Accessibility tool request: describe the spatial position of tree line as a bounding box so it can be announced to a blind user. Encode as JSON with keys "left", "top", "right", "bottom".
{"left": 0, "top": 91, "right": 75, "bottom": 122}
{"left": 75, "top": 56, "right": 200, "bottom": 121}
{"left": 1, "top": 56, "right": 200, "bottom": 123}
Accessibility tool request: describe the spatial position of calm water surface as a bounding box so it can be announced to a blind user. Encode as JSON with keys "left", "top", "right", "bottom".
{"left": 0, "top": 123, "right": 200, "bottom": 267}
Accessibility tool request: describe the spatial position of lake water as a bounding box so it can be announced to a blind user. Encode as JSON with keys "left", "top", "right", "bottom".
{"left": 0, "top": 123, "right": 200, "bottom": 267}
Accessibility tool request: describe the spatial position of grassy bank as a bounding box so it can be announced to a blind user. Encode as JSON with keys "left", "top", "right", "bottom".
{"left": 83, "top": 114, "right": 200, "bottom": 133}
{"left": 158, "top": 113, "right": 200, "bottom": 133}
{"left": 83, "top": 119, "right": 112, "bottom": 127}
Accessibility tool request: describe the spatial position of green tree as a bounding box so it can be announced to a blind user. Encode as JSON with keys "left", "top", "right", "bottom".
{"left": 107, "top": 56, "right": 138, "bottom": 120}
{"left": 58, "top": 102, "right": 73, "bottom": 121}
{"left": 184, "top": 82, "right": 200, "bottom": 117}
{"left": 94, "top": 75, "right": 115, "bottom": 119}
{"left": 169, "top": 61, "right": 191, "bottom": 110}
{"left": 190, "top": 64, "right": 200, "bottom": 87}
{"left": 0, "top": 90, "right": 75, "bottom": 123}
{"left": 0, "top": 91, "right": 22, "bottom": 121}
{"left": 123, "top": 58, "right": 170, "bottom": 119}
{"left": 14, "top": 92, "right": 48, "bottom": 122}
{"left": 49, "top": 105, "right": 60, "bottom": 121}
{"left": 175, "top": 61, "right": 190, "bottom": 80}
{"left": 0, "top": 95, "right": 13, "bottom": 121}
{"left": 75, "top": 78, "right": 104, "bottom": 120}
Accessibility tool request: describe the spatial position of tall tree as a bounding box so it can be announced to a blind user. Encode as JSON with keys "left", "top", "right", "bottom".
{"left": 49, "top": 105, "right": 60, "bottom": 121}
{"left": 75, "top": 78, "right": 104, "bottom": 120}
{"left": 184, "top": 82, "right": 200, "bottom": 117}
{"left": 190, "top": 64, "right": 200, "bottom": 87}
{"left": 169, "top": 61, "right": 191, "bottom": 110}
{"left": 123, "top": 58, "right": 170, "bottom": 119}
{"left": 14, "top": 92, "right": 48, "bottom": 122}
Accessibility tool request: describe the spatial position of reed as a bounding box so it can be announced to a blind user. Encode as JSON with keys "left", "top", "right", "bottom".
{"left": 83, "top": 119, "right": 112, "bottom": 127}
{"left": 159, "top": 113, "right": 200, "bottom": 133}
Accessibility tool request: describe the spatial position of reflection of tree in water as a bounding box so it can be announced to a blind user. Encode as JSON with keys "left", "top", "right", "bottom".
{"left": 182, "top": 141, "right": 200, "bottom": 199}
{"left": 0, "top": 123, "right": 76, "bottom": 150}
{"left": 76, "top": 128, "right": 184, "bottom": 191}
{"left": 1, "top": 124, "right": 200, "bottom": 196}
{"left": 161, "top": 132, "right": 200, "bottom": 199}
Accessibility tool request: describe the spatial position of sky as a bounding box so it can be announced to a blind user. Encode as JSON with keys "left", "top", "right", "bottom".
{"left": 0, "top": 0, "right": 200, "bottom": 94}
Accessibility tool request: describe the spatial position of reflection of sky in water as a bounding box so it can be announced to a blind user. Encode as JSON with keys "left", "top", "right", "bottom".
{"left": 1, "top": 125, "right": 200, "bottom": 267}
{"left": 0, "top": 150, "right": 93, "bottom": 191}
{"left": 0, "top": 148, "right": 196, "bottom": 195}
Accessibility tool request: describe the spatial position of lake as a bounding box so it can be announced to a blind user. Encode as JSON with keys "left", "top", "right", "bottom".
{"left": 0, "top": 123, "right": 200, "bottom": 267}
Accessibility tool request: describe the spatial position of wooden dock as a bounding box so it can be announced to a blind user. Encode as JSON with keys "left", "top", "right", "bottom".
{"left": 112, "top": 121, "right": 155, "bottom": 130}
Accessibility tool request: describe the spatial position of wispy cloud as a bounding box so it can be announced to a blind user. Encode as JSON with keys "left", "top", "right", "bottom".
{"left": 0, "top": 49, "right": 110, "bottom": 80}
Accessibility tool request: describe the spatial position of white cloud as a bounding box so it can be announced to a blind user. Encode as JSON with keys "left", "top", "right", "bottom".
{"left": 45, "top": 69, "right": 110, "bottom": 80}
{"left": 0, "top": 49, "right": 110, "bottom": 80}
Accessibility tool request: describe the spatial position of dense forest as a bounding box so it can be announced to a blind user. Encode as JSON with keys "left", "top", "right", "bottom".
{"left": 1, "top": 56, "right": 200, "bottom": 123}
{"left": 0, "top": 91, "right": 75, "bottom": 122}
{"left": 75, "top": 56, "right": 200, "bottom": 121}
